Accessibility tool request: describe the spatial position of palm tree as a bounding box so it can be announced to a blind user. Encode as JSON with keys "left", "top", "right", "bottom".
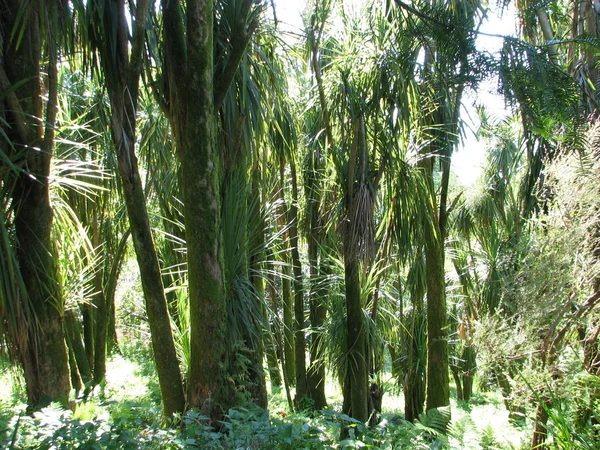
{"left": 0, "top": 0, "right": 71, "bottom": 409}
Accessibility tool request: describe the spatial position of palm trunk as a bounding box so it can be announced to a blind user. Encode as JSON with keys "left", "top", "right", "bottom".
{"left": 282, "top": 255, "right": 296, "bottom": 385}
{"left": 105, "top": 230, "right": 130, "bottom": 354}
{"left": 344, "top": 252, "right": 368, "bottom": 422}
{"left": 162, "top": 0, "right": 230, "bottom": 419}
{"left": 64, "top": 310, "right": 93, "bottom": 391}
{"left": 289, "top": 158, "right": 308, "bottom": 404}
{"left": 249, "top": 184, "right": 268, "bottom": 407}
{"left": 266, "top": 254, "right": 283, "bottom": 391}
{"left": 92, "top": 272, "right": 107, "bottom": 385}
{"left": 461, "top": 346, "right": 476, "bottom": 402}
{"left": 98, "top": 0, "right": 185, "bottom": 417}
{"left": 278, "top": 162, "right": 296, "bottom": 387}
{"left": 81, "top": 303, "right": 95, "bottom": 369}
{"left": 424, "top": 227, "right": 450, "bottom": 410}
{"left": 3, "top": 8, "right": 71, "bottom": 408}
{"left": 404, "top": 304, "right": 426, "bottom": 422}
{"left": 307, "top": 226, "right": 327, "bottom": 410}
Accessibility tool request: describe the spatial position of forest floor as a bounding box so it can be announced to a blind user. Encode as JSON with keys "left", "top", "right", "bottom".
{"left": 0, "top": 347, "right": 535, "bottom": 449}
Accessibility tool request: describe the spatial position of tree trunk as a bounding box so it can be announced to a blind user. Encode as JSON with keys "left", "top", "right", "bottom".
{"left": 531, "top": 400, "right": 550, "bottom": 449}
{"left": 92, "top": 267, "right": 107, "bottom": 384}
{"left": 278, "top": 161, "right": 296, "bottom": 387}
{"left": 64, "top": 310, "right": 93, "bottom": 391}
{"left": 288, "top": 158, "right": 308, "bottom": 405}
{"left": 404, "top": 306, "right": 426, "bottom": 422}
{"left": 249, "top": 188, "right": 268, "bottom": 407}
{"left": 307, "top": 237, "right": 327, "bottom": 410}
{"left": 2, "top": 3, "right": 71, "bottom": 408}
{"left": 97, "top": 0, "right": 185, "bottom": 417}
{"left": 266, "top": 254, "right": 283, "bottom": 391}
{"left": 162, "top": 0, "right": 230, "bottom": 419}
{"left": 81, "top": 303, "right": 95, "bottom": 369}
{"left": 106, "top": 230, "right": 130, "bottom": 354}
{"left": 424, "top": 227, "right": 450, "bottom": 411}
{"left": 461, "top": 346, "right": 476, "bottom": 402}
{"left": 344, "top": 253, "right": 368, "bottom": 422}
{"left": 282, "top": 254, "right": 296, "bottom": 386}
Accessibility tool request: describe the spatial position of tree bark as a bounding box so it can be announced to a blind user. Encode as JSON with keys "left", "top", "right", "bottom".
{"left": 424, "top": 225, "right": 450, "bottom": 410}
{"left": 162, "top": 0, "right": 230, "bottom": 419}
{"left": 344, "top": 253, "right": 368, "bottom": 422}
{"left": 2, "top": 2, "right": 71, "bottom": 409}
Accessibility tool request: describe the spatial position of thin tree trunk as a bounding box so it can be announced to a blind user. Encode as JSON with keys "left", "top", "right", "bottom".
{"left": 98, "top": 0, "right": 185, "bottom": 417}
{"left": 287, "top": 157, "right": 308, "bottom": 405}
{"left": 307, "top": 231, "right": 327, "bottom": 410}
{"left": 81, "top": 303, "right": 95, "bottom": 369}
{"left": 106, "top": 230, "right": 130, "bottom": 354}
{"left": 266, "top": 253, "right": 283, "bottom": 391}
{"left": 92, "top": 215, "right": 108, "bottom": 385}
{"left": 66, "top": 340, "right": 82, "bottom": 396}
{"left": 64, "top": 310, "right": 93, "bottom": 391}
{"left": 278, "top": 162, "right": 296, "bottom": 386}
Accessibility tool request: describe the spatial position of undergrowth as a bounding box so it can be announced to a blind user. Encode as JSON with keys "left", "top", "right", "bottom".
{"left": 0, "top": 346, "right": 536, "bottom": 449}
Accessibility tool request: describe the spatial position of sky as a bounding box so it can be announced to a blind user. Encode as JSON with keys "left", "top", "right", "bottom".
{"left": 272, "top": 0, "right": 518, "bottom": 185}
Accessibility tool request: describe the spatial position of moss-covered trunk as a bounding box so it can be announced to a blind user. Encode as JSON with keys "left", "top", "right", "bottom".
{"left": 423, "top": 224, "right": 450, "bottom": 410}
{"left": 162, "top": 0, "right": 228, "bottom": 418}
{"left": 404, "top": 304, "right": 426, "bottom": 422}
{"left": 344, "top": 252, "right": 368, "bottom": 422}
{"left": 1, "top": 2, "right": 71, "bottom": 409}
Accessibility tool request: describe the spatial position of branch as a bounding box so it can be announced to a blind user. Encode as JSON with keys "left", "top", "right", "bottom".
{"left": 0, "top": 65, "right": 34, "bottom": 144}
{"left": 393, "top": 0, "right": 447, "bottom": 28}
{"left": 126, "top": 0, "right": 151, "bottom": 108}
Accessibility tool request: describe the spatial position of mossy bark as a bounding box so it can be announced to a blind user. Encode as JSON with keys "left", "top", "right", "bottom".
{"left": 403, "top": 303, "right": 426, "bottom": 422}
{"left": 1, "top": 1, "right": 71, "bottom": 409}
{"left": 423, "top": 227, "right": 450, "bottom": 410}
{"left": 162, "top": 0, "right": 229, "bottom": 418}
{"left": 344, "top": 254, "right": 368, "bottom": 422}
